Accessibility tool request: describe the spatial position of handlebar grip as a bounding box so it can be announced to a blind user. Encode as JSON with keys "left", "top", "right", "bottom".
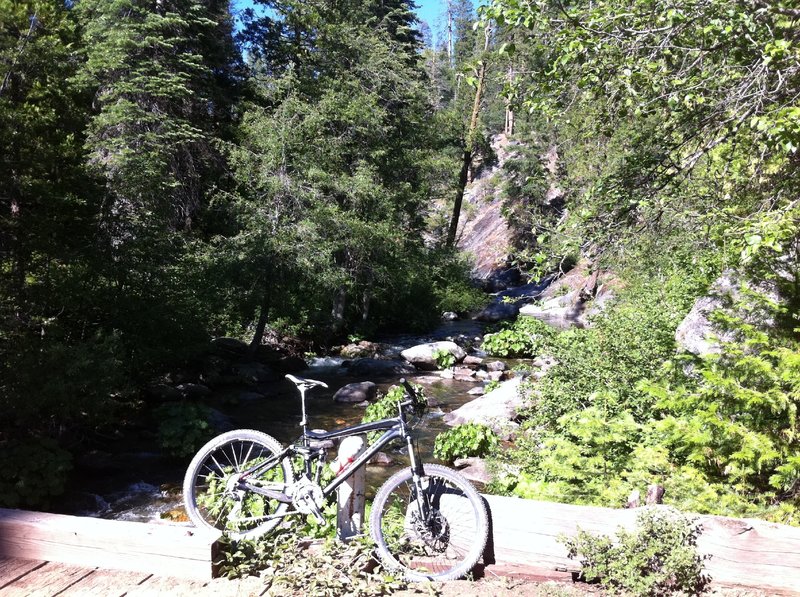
{"left": 399, "top": 378, "right": 417, "bottom": 399}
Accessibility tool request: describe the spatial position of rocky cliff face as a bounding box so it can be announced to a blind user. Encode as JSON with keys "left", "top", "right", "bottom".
{"left": 456, "top": 134, "right": 518, "bottom": 287}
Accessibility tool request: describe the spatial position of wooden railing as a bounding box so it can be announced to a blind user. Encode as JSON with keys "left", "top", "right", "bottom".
{"left": 2, "top": 493, "right": 799, "bottom": 593}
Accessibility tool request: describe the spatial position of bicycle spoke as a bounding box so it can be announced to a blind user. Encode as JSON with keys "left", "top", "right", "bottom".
{"left": 371, "top": 464, "right": 488, "bottom": 581}
{"left": 183, "top": 430, "right": 294, "bottom": 539}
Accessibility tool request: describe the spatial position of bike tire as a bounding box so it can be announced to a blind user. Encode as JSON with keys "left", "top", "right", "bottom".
{"left": 369, "top": 463, "right": 489, "bottom": 581}
{"left": 183, "top": 429, "right": 293, "bottom": 539}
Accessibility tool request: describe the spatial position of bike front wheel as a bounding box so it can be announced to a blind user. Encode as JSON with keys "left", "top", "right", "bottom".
{"left": 370, "top": 463, "right": 489, "bottom": 581}
{"left": 183, "top": 429, "right": 293, "bottom": 539}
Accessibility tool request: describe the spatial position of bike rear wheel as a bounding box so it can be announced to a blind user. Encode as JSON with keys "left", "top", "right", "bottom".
{"left": 183, "top": 429, "right": 293, "bottom": 539}
{"left": 370, "top": 463, "right": 489, "bottom": 581}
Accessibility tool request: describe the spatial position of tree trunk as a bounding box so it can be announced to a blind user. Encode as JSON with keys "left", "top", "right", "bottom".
{"left": 331, "top": 286, "right": 347, "bottom": 333}
{"left": 446, "top": 25, "right": 490, "bottom": 248}
{"left": 249, "top": 276, "right": 273, "bottom": 354}
{"left": 248, "top": 299, "right": 269, "bottom": 355}
{"left": 447, "top": 0, "right": 454, "bottom": 67}
{"left": 504, "top": 66, "right": 515, "bottom": 135}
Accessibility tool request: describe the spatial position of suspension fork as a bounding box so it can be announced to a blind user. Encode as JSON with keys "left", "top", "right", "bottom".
{"left": 406, "top": 433, "right": 432, "bottom": 521}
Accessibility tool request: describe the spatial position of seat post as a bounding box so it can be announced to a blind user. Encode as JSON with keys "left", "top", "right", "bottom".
{"left": 298, "top": 385, "right": 309, "bottom": 434}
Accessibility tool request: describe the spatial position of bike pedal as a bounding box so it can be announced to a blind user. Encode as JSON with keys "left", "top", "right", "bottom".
{"left": 312, "top": 505, "right": 327, "bottom": 525}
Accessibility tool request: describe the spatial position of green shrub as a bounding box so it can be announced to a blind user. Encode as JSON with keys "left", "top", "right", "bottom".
{"left": 434, "top": 423, "right": 500, "bottom": 463}
{"left": 432, "top": 348, "right": 456, "bottom": 369}
{"left": 361, "top": 384, "right": 426, "bottom": 442}
{"left": 155, "top": 402, "right": 216, "bottom": 458}
{"left": 484, "top": 380, "right": 501, "bottom": 393}
{"left": 501, "top": 277, "right": 704, "bottom": 508}
{"left": 361, "top": 384, "right": 425, "bottom": 425}
{"left": 527, "top": 277, "right": 692, "bottom": 430}
{"left": 0, "top": 332, "right": 127, "bottom": 429}
{"left": 361, "top": 385, "right": 406, "bottom": 424}
{"left": 640, "top": 293, "right": 800, "bottom": 515}
{"left": 481, "top": 316, "right": 556, "bottom": 358}
{"left": 561, "top": 507, "right": 709, "bottom": 596}
{"left": 0, "top": 438, "right": 73, "bottom": 508}
{"left": 216, "top": 532, "right": 407, "bottom": 595}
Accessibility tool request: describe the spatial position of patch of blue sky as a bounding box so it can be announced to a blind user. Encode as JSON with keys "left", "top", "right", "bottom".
{"left": 230, "top": 0, "right": 479, "bottom": 47}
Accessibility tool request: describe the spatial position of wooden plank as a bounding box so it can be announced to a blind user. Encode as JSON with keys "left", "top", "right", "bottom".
{"left": 482, "top": 495, "right": 800, "bottom": 594}
{"left": 0, "top": 508, "right": 219, "bottom": 580}
{"left": 0, "top": 558, "right": 46, "bottom": 589}
{"left": 59, "top": 567, "right": 152, "bottom": 596}
{"left": 123, "top": 574, "right": 210, "bottom": 596}
{"left": 0, "top": 561, "right": 94, "bottom": 597}
{"left": 483, "top": 494, "right": 637, "bottom": 570}
{"left": 697, "top": 515, "right": 800, "bottom": 594}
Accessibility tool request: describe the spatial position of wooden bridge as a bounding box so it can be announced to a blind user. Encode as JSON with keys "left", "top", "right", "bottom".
{"left": 2, "top": 496, "right": 800, "bottom": 595}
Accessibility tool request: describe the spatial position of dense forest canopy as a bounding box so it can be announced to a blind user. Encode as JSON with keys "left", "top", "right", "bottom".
{"left": 480, "top": 0, "right": 800, "bottom": 521}
{"left": 1, "top": 0, "right": 798, "bottom": 524}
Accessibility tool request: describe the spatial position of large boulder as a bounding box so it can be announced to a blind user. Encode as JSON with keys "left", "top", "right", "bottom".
{"left": 333, "top": 381, "right": 378, "bottom": 403}
{"left": 443, "top": 377, "right": 523, "bottom": 438}
{"left": 338, "top": 341, "right": 385, "bottom": 359}
{"left": 211, "top": 337, "right": 249, "bottom": 357}
{"left": 345, "top": 358, "right": 416, "bottom": 377}
{"left": 453, "top": 457, "right": 493, "bottom": 485}
{"left": 675, "top": 272, "right": 738, "bottom": 355}
{"left": 519, "top": 300, "right": 585, "bottom": 329}
{"left": 400, "top": 341, "right": 467, "bottom": 371}
{"left": 233, "top": 362, "right": 277, "bottom": 384}
{"left": 518, "top": 260, "right": 620, "bottom": 328}
{"left": 272, "top": 355, "right": 308, "bottom": 373}
{"left": 475, "top": 301, "right": 519, "bottom": 323}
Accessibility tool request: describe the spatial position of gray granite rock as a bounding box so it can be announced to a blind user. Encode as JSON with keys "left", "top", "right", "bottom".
{"left": 400, "top": 341, "right": 466, "bottom": 371}
{"left": 333, "top": 381, "right": 378, "bottom": 403}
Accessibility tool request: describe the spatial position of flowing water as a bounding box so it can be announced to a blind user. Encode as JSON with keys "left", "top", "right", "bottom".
{"left": 61, "top": 319, "right": 495, "bottom": 524}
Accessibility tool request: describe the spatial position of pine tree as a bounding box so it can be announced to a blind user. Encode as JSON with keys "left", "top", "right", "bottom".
{"left": 226, "top": 0, "right": 446, "bottom": 343}
{"left": 77, "top": 0, "right": 228, "bottom": 239}
{"left": 73, "top": 0, "right": 241, "bottom": 372}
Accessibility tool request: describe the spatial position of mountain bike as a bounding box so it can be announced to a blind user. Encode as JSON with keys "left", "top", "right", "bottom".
{"left": 182, "top": 374, "right": 489, "bottom": 581}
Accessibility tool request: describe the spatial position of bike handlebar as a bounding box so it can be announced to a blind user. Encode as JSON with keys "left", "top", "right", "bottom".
{"left": 399, "top": 378, "right": 425, "bottom": 415}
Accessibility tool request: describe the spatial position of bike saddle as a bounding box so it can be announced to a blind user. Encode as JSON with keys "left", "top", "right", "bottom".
{"left": 285, "top": 374, "right": 328, "bottom": 390}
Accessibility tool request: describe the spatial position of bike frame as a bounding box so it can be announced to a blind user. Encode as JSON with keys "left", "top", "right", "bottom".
{"left": 237, "top": 397, "right": 425, "bottom": 522}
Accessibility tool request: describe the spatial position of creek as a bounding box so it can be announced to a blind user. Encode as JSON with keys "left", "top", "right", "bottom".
{"left": 60, "top": 319, "right": 498, "bottom": 525}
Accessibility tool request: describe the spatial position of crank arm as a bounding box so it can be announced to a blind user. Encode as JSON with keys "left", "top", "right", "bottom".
{"left": 241, "top": 482, "right": 293, "bottom": 504}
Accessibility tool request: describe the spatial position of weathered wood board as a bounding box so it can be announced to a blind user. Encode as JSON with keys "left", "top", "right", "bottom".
{"left": 482, "top": 494, "right": 800, "bottom": 595}
{"left": 0, "top": 509, "right": 220, "bottom": 580}
{"left": 0, "top": 558, "right": 45, "bottom": 589}
{"left": 0, "top": 561, "right": 94, "bottom": 596}
{"left": 696, "top": 514, "right": 800, "bottom": 594}
{"left": 57, "top": 567, "right": 152, "bottom": 596}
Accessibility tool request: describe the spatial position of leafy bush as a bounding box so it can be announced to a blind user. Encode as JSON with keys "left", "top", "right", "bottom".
{"left": 0, "top": 332, "right": 127, "bottom": 429}
{"left": 217, "top": 530, "right": 408, "bottom": 597}
{"left": 499, "top": 277, "right": 705, "bottom": 507}
{"left": 640, "top": 293, "right": 800, "bottom": 515}
{"left": 481, "top": 316, "right": 556, "bottom": 358}
{"left": 527, "top": 277, "right": 694, "bottom": 429}
{"left": 432, "top": 348, "right": 456, "bottom": 369}
{"left": 562, "top": 507, "right": 709, "bottom": 596}
{"left": 484, "top": 380, "right": 501, "bottom": 393}
{"left": 434, "top": 423, "right": 500, "bottom": 463}
{"left": 216, "top": 532, "right": 407, "bottom": 595}
{"left": 361, "top": 384, "right": 425, "bottom": 425}
{"left": 361, "top": 385, "right": 406, "bottom": 424}
{"left": 155, "top": 402, "right": 216, "bottom": 458}
{"left": 361, "top": 384, "right": 426, "bottom": 442}
{"left": 0, "top": 438, "right": 73, "bottom": 508}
